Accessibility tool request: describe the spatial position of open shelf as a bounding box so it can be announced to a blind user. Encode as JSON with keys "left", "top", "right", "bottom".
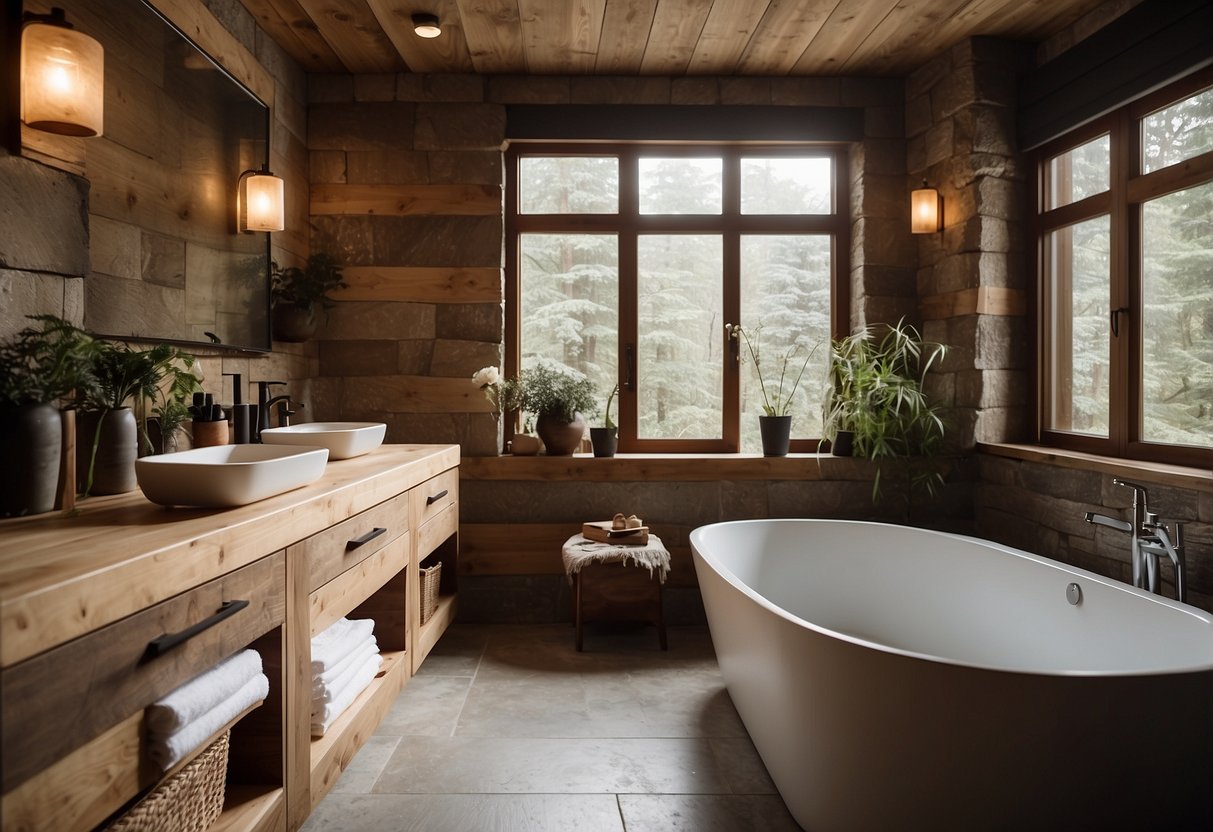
{"left": 210, "top": 785, "right": 284, "bottom": 832}
{"left": 416, "top": 594, "right": 458, "bottom": 668}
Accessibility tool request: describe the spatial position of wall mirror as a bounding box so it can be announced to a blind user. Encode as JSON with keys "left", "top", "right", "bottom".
{"left": 28, "top": 0, "right": 271, "bottom": 351}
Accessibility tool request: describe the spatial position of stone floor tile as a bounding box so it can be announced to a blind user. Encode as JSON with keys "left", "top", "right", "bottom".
{"left": 301, "top": 793, "right": 625, "bottom": 832}
{"left": 617, "top": 794, "right": 800, "bottom": 832}
{"left": 328, "top": 736, "right": 401, "bottom": 794}
{"left": 375, "top": 674, "right": 472, "bottom": 737}
{"left": 708, "top": 736, "right": 778, "bottom": 794}
{"left": 412, "top": 625, "right": 489, "bottom": 677}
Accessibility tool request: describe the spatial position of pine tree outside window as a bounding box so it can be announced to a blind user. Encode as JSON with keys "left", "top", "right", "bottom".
{"left": 1036, "top": 69, "right": 1213, "bottom": 466}
{"left": 506, "top": 143, "right": 848, "bottom": 453}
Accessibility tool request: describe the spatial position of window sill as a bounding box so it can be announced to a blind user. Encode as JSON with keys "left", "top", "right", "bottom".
{"left": 978, "top": 442, "right": 1213, "bottom": 492}
{"left": 459, "top": 452, "right": 882, "bottom": 482}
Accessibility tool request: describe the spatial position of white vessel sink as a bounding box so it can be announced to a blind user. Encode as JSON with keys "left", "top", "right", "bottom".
{"left": 259, "top": 422, "right": 386, "bottom": 459}
{"left": 136, "top": 444, "right": 329, "bottom": 508}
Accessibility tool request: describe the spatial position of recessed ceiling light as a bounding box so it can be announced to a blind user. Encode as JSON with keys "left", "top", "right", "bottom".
{"left": 412, "top": 13, "right": 441, "bottom": 38}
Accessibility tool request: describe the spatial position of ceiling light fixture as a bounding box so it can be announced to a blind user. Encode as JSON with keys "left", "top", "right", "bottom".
{"left": 20, "top": 7, "right": 105, "bottom": 137}
{"left": 412, "top": 13, "right": 441, "bottom": 38}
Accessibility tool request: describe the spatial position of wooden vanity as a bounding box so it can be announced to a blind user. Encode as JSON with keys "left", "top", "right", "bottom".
{"left": 0, "top": 444, "right": 460, "bottom": 832}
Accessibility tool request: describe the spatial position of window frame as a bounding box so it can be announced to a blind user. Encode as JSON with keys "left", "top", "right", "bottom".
{"left": 1033, "top": 67, "right": 1213, "bottom": 466}
{"left": 505, "top": 141, "right": 850, "bottom": 453}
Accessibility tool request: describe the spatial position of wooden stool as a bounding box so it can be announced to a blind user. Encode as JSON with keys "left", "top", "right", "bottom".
{"left": 562, "top": 533, "right": 670, "bottom": 651}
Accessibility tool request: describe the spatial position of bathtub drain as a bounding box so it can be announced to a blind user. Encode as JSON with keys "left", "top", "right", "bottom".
{"left": 1066, "top": 582, "right": 1083, "bottom": 606}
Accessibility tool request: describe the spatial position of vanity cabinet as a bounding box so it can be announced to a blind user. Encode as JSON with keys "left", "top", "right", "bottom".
{"left": 0, "top": 445, "right": 460, "bottom": 832}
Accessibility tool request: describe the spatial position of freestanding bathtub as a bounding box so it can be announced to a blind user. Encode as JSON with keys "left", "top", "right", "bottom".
{"left": 691, "top": 519, "right": 1213, "bottom": 831}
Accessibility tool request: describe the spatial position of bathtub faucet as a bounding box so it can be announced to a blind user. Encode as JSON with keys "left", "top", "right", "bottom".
{"left": 1084, "top": 479, "right": 1186, "bottom": 603}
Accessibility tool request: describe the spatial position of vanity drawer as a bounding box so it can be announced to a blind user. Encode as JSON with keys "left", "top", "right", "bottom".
{"left": 1, "top": 550, "right": 284, "bottom": 794}
{"left": 299, "top": 491, "right": 409, "bottom": 592}
{"left": 412, "top": 468, "right": 458, "bottom": 528}
{"left": 417, "top": 501, "right": 458, "bottom": 561}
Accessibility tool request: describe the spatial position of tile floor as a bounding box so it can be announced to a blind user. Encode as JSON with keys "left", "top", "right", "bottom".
{"left": 301, "top": 623, "right": 800, "bottom": 831}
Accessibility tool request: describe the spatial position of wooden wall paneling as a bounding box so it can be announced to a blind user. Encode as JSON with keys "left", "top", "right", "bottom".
{"left": 337, "top": 266, "right": 502, "bottom": 303}
{"left": 517, "top": 0, "right": 607, "bottom": 74}
{"left": 353, "top": 374, "right": 496, "bottom": 413}
{"left": 736, "top": 0, "right": 836, "bottom": 75}
{"left": 238, "top": 0, "right": 346, "bottom": 71}
{"left": 310, "top": 183, "right": 502, "bottom": 216}
{"left": 366, "top": 0, "right": 476, "bottom": 74}
{"left": 594, "top": 0, "right": 656, "bottom": 73}
{"left": 453, "top": 0, "right": 527, "bottom": 73}
{"left": 919, "top": 287, "right": 1027, "bottom": 320}
{"left": 685, "top": 1, "right": 768, "bottom": 75}
{"left": 639, "top": 0, "right": 709, "bottom": 76}
{"left": 150, "top": 0, "right": 275, "bottom": 103}
{"left": 294, "top": 0, "right": 406, "bottom": 72}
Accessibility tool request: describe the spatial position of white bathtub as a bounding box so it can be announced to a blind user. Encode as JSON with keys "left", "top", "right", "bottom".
{"left": 691, "top": 519, "right": 1213, "bottom": 831}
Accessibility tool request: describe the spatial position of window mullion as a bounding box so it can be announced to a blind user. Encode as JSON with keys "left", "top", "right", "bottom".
{"left": 1109, "top": 108, "right": 1133, "bottom": 456}
{"left": 618, "top": 150, "right": 640, "bottom": 451}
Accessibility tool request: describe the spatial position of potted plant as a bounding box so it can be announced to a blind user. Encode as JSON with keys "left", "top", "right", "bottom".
{"left": 519, "top": 359, "right": 597, "bottom": 456}
{"left": 728, "top": 322, "right": 818, "bottom": 456}
{"left": 77, "top": 342, "right": 200, "bottom": 496}
{"left": 473, "top": 366, "right": 533, "bottom": 455}
{"left": 0, "top": 315, "right": 99, "bottom": 516}
{"left": 822, "top": 318, "right": 948, "bottom": 502}
{"left": 590, "top": 383, "right": 619, "bottom": 457}
{"left": 270, "top": 252, "right": 347, "bottom": 342}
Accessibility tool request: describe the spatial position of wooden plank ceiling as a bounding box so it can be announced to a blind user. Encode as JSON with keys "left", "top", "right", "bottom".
{"left": 237, "top": 0, "right": 1118, "bottom": 76}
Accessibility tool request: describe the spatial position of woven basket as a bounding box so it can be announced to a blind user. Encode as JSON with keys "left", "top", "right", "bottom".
{"left": 107, "top": 730, "right": 229, "bottom": 832}
{"left": 421, "top": 561, "right": 442, "bottom": 625}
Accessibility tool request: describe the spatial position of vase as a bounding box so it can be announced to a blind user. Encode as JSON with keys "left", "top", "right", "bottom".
{"left": 831, "top": 429, "right": 855, "bottom": 457}
{"left": 272, "top": 305, "right": 317, "bottom": 342}
{"left": 0, "top": 403, "right": 62, "bottom": 517}
{"left": 511, "top": 433, "right": 541, "bottom": 455}
{"left": 77, "top": 407, "right": 138, "bottom": 495}
{"left": 758, "top": 414, "right": 792, "bottom": 457}
{"left": 589, "top": 426, "right": 617, "bottom": 458}
{"left": 536, "top": 412, "right": 586, "bottom": 456}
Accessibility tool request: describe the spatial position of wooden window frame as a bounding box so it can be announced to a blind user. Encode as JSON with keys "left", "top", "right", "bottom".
{"left": 1033, "top": 67, "right": 1213, "bottom": 467}
{"left": 506, "top": 141, "right": 850, "bottom": 454}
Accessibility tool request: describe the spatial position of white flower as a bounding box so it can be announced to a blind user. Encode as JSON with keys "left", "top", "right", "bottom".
{"left": 472, "top": 366, "right": 499, "bottom": 387}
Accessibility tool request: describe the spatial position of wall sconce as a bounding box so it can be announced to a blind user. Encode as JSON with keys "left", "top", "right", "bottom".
{"left": 910, "top": 180, "right": 942, "bottom": 234}
{"left": 412, "top": 13, "right": 442, "bottom": 38}
{"left": 237, "top": 166, "right": 284, "bottom": 233}
{"left": 20, "top": 7, "right": 105, "bottom": 137}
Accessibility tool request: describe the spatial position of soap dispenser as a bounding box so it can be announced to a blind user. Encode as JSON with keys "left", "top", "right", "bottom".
{"left": 224, "top": 372, "right": 250, "bottom": 444}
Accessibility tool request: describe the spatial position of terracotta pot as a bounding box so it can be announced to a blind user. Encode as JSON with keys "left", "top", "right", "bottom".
{"left": 536, "top": 412, "right": 586, "bottom": 456}
{"left": 759, "top": 415, "right": 791, "bottom": 457}
{"left": 589, "top": 426, "right": 617, "bottom": 458}
{"left": 77, "top": 407, "right": 138, "bottom": 495}
{"left": 272, "top": 305, "right": 317, "bottom": 342}
{"left": 0, "top": 403, "right": 62, "bottom": 517}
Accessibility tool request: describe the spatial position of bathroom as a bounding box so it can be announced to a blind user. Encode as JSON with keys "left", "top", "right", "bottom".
{"left": 2, "top": 0, "right": 1212, "bottom": 829}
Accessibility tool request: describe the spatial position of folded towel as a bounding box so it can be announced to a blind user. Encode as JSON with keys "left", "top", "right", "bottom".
{"left": 310, "top": 652, "right": 381, "bottom": 736}
{"left": 312, "top": 637, "right": 379, "bottom": 703}
{"left": 311, "top": 643, "right": 379, "bottom": 718}
{"left": 149, "top": 672, "right": 269, "bottom": 771}
{"left": 147, "top": 649, "right": 263, "bottom": 735}
{"left": 312, "top": 634, "right": 377, "bottom": 694}
{"left": 311, "top": 617, "right": 375, "bottom": 674}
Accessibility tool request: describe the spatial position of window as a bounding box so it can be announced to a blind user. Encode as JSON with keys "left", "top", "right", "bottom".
{"left": 1036, "top": 70, "right": 1213, "bottom": 465}
{"left": 506, "top": 143, "right": 848, "bottom": 453}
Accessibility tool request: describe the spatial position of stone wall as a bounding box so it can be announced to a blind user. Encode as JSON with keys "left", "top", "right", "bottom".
{"left": 906, "top": 38, "right": 1034, "bottom": 451}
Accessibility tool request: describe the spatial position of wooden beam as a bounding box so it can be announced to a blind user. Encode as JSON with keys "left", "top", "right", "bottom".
{"left": 920, "top": 287, "right": 1027, "bottom": 320}
{"left": 336, "top": 266, "right": 502, "bottom": 303}
{"left": 238, "top": 0, "right": 346, "bottom": 72}
{"left": 294, "top": 0, "right": 405, "bottom": 72}
{"left": 310, "top": 183, "right": 502, "bottom": 216}
{"left": 351, "top": 375, "right": 495, "bottom": 413}
{"left": 458, "top": 454, "right": 885, "bottom": 482}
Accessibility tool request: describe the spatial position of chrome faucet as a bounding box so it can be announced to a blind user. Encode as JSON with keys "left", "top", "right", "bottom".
{"left": 1084, "top": 479, "right": 1186, "bottom": 602}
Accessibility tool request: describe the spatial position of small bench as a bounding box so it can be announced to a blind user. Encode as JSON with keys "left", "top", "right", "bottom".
{"left": 561, "top": 533, "right": 670, "bottom": 651}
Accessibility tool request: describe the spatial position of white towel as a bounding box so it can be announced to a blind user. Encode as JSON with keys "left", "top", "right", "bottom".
{"left": 146, "top": 649, "right": 263, "bottom": 735}
{"left": 312, "top": 634, "right": 377, "bottom": 696}
{"left": 311, "top": 646, "right": 380, "bottom": 719}
{"left": 149, "top": 672, "right": 269, "bottom": 771}
{"left": 310, "top": 652, "right": 381, "bottom": 737}
{"left": 311, "top": 617, "right": 375, "bottom": 674}
{"left": 312, "top": 637, "right": 379, "bottom": 703}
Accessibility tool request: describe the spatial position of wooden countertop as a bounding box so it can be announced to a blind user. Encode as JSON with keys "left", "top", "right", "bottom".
{"left": 0, "top": 444, "right": 459, "bottom": 668}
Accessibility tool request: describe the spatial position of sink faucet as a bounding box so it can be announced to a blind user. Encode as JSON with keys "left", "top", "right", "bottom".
{"left": 254, "top": 381, "right": 303, "bottom": 441}
{"left": 1084, "top": 479, "right": 1186, "bottom": 602}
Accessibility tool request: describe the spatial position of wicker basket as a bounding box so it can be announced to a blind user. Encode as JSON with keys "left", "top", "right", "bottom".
{"left": 107, "top": 730, "right": 229, "bottom": 832}
{"left": 420, "top": 561, "right": 442, "bottom": 625}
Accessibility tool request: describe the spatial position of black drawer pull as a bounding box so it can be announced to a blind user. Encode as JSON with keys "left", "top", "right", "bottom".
{"left": 346, "top": 526, "right": 388, "bottom": 550}
{"left": 145, "top": 599, "right": 249, "bottom": 659}
{"left": 426, "top": 489, "right": 449, "bottom": 506}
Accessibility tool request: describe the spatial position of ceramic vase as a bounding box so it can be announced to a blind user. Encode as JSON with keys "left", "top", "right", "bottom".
{"left": 536, "top": 412, "right": 586, "bottom": 456}
{"left": 77, "top": 407, "right": 138, "bottom": 495}
{"left": 758, "top": 414, "right": 792, "bottom": 457}
{"left": 510, "top": 433, "right": 541, "bottom": 455}
{"left": 0, "top": 403, "right": 62, "bottom": 517}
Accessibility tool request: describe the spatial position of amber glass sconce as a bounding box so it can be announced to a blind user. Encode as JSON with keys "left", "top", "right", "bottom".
{"left": 910, "top": 181, "right": 942, "bottom": 234}
{"left": 237, "top": 165, "right": 285, "bottom": 233}
{"left": 20, "top": 7, "right": 104, "bottom": 137}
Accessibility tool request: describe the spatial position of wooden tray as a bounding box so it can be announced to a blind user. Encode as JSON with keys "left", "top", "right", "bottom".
{"left": 582, "top": 521, "right": 649, "bottom": 545}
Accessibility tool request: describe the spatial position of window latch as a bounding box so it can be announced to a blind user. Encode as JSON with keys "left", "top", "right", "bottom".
{"left": 1110, "top": 307, "right": 1129, "bottom": 337}
{"left": 625, "top": 344, "right": 636, "bottom": 391}
{"left": 725, "top": 322, "right": 740, "bottom": 362}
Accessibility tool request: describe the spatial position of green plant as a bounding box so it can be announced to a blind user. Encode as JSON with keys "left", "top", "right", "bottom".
{"left": 728, "top": 322, "right": 818, "bottom": 417}
{"left": 519, "top": 359, "right": 597, "bottom": 423}
{"left": 0, "top": 315, "right": 99, "bottom": 407}
{"left": 472, "top": 366, "right": 524, "bottom": 417}
{"left": 79, "top": 342, "right": 201, "bottom": 453}
{"left": 602, "top": 383, "right": 619, "bottom": 429}
{"left": 271, "top": 253, "right": 347, "bottom": 312}
{"left": 822, "top": 318, "right": 948, "bottom": 500}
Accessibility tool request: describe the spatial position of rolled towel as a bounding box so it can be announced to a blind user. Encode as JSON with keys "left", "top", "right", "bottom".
{"left": 308, "top": 640, "right": 373, "bottom": 698}
{"left": 310, "top": 652, "right": 381, "bottom": 737}
{"left": 311, "top": 617, "right": 375, "bottom": 674}
{"left": 147, "top": 649, "right": 263, "bottom": 735}
{"left": 149, "top": 672, "right": 269, "bottom": 771}
{"left": 312, "top": 637, "right": 378, "bottom": 702}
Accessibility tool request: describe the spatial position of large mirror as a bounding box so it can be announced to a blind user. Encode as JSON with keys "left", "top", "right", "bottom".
{"left": 33, "top": 0, "right": 271, "bottom": 351}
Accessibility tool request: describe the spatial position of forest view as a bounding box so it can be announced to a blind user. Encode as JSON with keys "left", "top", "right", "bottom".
{"left": 518, "top": 153, "right": 833, "bottom": 451}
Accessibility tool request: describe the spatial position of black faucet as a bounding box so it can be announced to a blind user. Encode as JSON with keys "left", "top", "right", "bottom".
{"left": 255, "top": 380, "right": 285, "bottom": 441}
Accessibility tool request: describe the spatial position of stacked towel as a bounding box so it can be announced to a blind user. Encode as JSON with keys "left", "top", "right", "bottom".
{"left": 310, "top": 617, "right": 381, "bottom": 737}
{"left": 147, "top": 648, "right": 268, "bottom": 771}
